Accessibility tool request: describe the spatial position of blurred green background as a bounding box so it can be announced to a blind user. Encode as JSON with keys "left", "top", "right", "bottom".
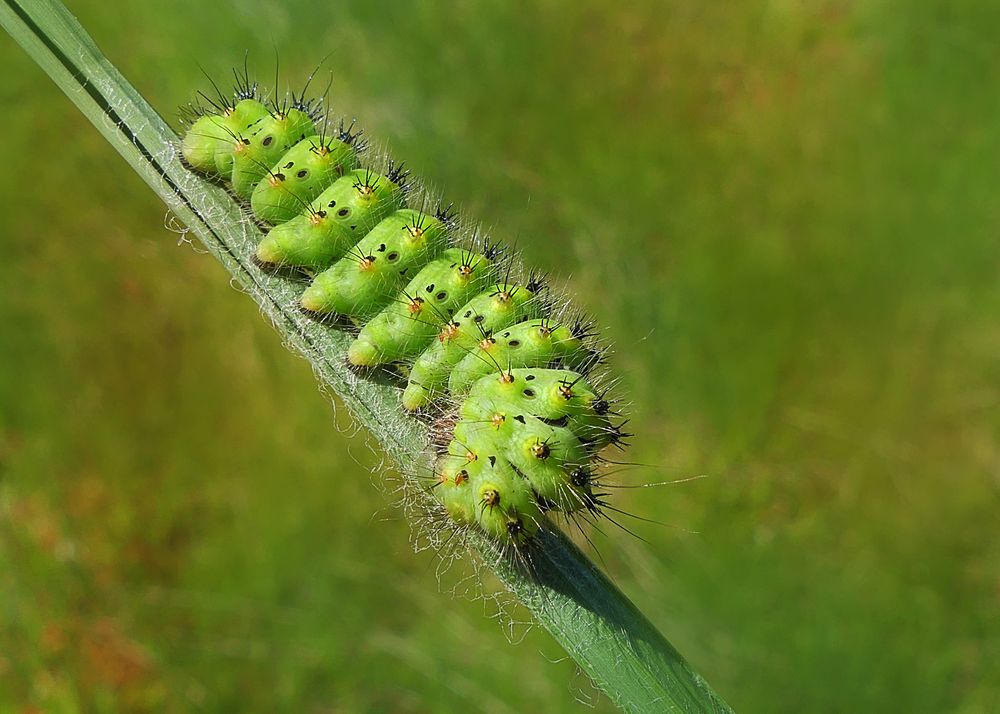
{"left": 2, "top": 1, "right": 998, "bottom": 711}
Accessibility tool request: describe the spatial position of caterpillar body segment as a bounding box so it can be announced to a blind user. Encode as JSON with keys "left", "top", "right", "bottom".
{"left": 180, "top": 113, "right": 227, "bottom": 173}
{"left": 453, "top": 413, "right": 590, "bottom": 513}
{"left": 459, "top": 367, "right": 613, "bottom": 449}
{"left": 255, "top": 169, "right": 404, "bottom": 270}
{"left": 181, "top": 98, "right": 271, "bottom": 176}
{"left": 216, "top": 100, "right": 273, "bottom": 175}
{"left": 347, "top": 248, "right": 494, "bottom": 367}
{"left": 437, "top": 368, "right": 609, "bottom": 543}
{"left": 180, "top": 114, "right": 234, "bottom": 174}
{"left": 231, "top": 108, "right": 316, "bottom": 198}
{"left": 447, "top": 318, "right": 587, "bottom": 398}
{"left": 434, "top": 456, "right": 477, "bottom": 525}
{"left": 250, "top": 134, "right": 360, "bottom": 224}
{"left": 180, "top": 79, "right": 626, "bottom": 546}
{"left": 401, "top": 283, "right": 541, "bottom": 411}
{"left": 300, "top": 209, "right": 450, "bottom": 319}
{"left": 435, "top": 455, "right": 544, "bottom": 543}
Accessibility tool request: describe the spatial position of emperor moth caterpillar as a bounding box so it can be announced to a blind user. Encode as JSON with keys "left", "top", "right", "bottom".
{"left": 180, "top": 73, "right": 628, "bottom": 547}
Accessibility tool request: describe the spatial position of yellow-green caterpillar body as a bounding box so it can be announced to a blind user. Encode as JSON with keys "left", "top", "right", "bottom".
{"left": 180, "top": 79, "right": 624, "bottom": 545}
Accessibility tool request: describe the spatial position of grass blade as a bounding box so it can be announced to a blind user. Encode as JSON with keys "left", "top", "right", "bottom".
{"left": 0, "top": 1, "right": 733, "bottom": 711}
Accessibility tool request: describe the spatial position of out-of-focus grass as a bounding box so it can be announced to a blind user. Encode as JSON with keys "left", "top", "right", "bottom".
{"left": 1, "top": 1, "right": 998, "bottom": 712}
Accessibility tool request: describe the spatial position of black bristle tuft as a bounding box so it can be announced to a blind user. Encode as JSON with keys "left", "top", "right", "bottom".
{"left": 570, "top": 316, "right": 598, "bottom": 341}
{"left": 525, "top": 270, "right": 547, "bottom": 294}
{"left": 480, "top": 234, "right": 504, "bottom": 261}
{"left": 434, "top": 202, "right": 458, "bottom": 227}
{"left": 336, "top": 118, "right": 368, "bottom": 153}
{"left": 386, "top": 159, "right": 410, "bottom": 188}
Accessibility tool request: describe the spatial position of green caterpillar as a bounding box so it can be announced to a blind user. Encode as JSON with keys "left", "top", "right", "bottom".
{"left": 179, "top": 76, "right": 624, "bottom": 545}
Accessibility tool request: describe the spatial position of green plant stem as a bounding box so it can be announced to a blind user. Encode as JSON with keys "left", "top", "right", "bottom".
{"left": 0, "top": 1, "right": 733, "bottom": 711}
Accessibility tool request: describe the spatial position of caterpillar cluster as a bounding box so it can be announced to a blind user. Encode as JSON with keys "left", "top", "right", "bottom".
{"left": 179, "top": 70, "right": 629, "bottom": 547}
